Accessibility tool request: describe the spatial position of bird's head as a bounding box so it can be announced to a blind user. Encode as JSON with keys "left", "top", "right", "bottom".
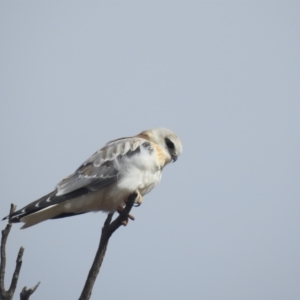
{"left": 140, "top": 128, "right": 183, "bottom": 164}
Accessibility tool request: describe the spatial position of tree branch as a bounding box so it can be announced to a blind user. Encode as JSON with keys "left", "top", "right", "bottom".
{"left": 79, "top": 193, "right": 137, "bottom": 300}
{"left": 0, "top": 204, "right": 39, "bottom": 300}
{"left": 20, "top": 282, "right": 40, "bottom": 300}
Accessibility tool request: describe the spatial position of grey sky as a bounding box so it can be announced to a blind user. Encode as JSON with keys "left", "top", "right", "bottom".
{"left": 1, "top": 2, "right": 299, "bottom": 299}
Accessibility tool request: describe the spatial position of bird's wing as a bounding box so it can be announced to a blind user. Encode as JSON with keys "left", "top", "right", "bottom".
{"left": 4, "top": 137, "right": 150, "bottom": 224}
{"left": 55, "top": 137, "right": 147, "bottom": 196}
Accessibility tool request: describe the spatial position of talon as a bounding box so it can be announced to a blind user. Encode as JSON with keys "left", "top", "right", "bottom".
{"left": 134, "top": 193, "right": 143, "bottom": 207}
{"left": 121, "top": 219, "right": 128, "bottom": 226}
{"left": 128, "top": 213, "right": 135, "bottom": 220}
{"left": 117, "top": 207, "right": 135, "bottom": 226}
{"left": 123, "top": 192, "right": 142, "bottom": 207}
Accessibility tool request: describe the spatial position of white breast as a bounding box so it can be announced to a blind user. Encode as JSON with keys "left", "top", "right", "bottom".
{"left": 102, "top": 147, "right": 162, "bottom": 210}
{"left": 116, "top": 148, "right": 162, "bottom": 195}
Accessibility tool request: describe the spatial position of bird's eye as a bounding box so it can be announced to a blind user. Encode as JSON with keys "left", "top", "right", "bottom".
{"left": 165, "top": 138, "right": 175, "bottom": 149}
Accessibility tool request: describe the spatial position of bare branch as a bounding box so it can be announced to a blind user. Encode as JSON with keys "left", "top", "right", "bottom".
{"left": 79, "top": 193, "right": 137, "bottom": 300}
{"left": 0, "top": 204, "right": 40, "bottom": 300}
{"left": 20, "top": 282, "right": 40, "bottom": 300}
{"left": 8, "top": 246, "right": 24, "bottom": 296}
{"left": 0, "top": 204, "right": 17, "bottom": 300}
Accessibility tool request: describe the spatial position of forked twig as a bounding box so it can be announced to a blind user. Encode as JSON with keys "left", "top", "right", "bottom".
{"left": 0, "top": 204, "right": 40, "bottom": 300}
{"left": 20, "top": 282, "right": 40, "bottom": 300}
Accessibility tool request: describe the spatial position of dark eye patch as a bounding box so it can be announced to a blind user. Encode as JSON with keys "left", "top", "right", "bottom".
{"left": 165, "top": 138, "right": 175, "bottom": 149}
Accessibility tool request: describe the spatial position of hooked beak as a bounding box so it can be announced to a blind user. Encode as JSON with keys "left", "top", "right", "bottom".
{"left": 171, "top": 154, "right": 178, "bottom": 162}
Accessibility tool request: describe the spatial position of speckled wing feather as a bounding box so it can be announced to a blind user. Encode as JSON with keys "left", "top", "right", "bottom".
{"left": 55, "top": 137, "right": 146, "bottom": 196}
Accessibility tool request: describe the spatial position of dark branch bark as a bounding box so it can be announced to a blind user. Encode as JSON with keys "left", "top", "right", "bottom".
{"left": 20, "top": 282, "right": 40, "bottom": 300}
{"left": 79, "top": 193, "right": 137, "bottom": 300}
{"left": 8, "top": 246, "right": 24, "bottom": 296}
{"left": 0, "top": 204, "right": 39, "bottom": 300}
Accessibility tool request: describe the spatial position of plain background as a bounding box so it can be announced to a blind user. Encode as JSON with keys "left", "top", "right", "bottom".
{"left": 1, "top": 2, "right": 299, "bottom": 299}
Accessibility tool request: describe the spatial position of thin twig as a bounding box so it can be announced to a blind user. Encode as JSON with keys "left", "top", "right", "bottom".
{"left": 0, "top": 204, "right": 40, "bottom": 300}
{"left": 79, "top": 193, "right": 137, "bottom": 300}
{"left": 0, "top": 204, "right": 17, "bottom": 300}
{"left": 20, "top": 282, "right": 40, "bottom": 300}
{"left": 8, "top": 247, "right": 24, "bottom": 295}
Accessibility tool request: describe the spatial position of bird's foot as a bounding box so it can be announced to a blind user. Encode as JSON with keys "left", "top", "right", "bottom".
{"left": 133, "top": 193, "right": 143, "bottom": 207}
{"left": 117, "top": 192, "right": 141, "bottom": 226}
{"left": 117, "top": 206, "right": 135, "bottom": 226}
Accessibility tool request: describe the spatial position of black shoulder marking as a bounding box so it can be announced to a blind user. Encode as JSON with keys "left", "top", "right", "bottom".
{"left": 141, "top": 141, "right": 153, "bottom": 154}
{"left": 124, "top": 146, "right": 141, "bottom": 158}
{"left": 121, "top": 141, "right": 153, "bottom": 159}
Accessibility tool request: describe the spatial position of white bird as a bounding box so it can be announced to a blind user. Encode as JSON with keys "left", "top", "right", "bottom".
{"left": 3, "top": 128, "right": 183, "bottom": 229}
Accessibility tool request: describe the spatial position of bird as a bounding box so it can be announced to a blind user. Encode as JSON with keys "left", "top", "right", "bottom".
{"left": 3, "top": 128, "right": 183, "bottom": 229}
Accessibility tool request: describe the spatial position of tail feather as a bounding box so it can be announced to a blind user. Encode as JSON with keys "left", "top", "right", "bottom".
{"left": 20, "top": 204, "right": 64, "bottom": 229}
{"left": 3, "top": 188, "right": 91, "bottom": 228}
{"left": 3, "top": 191, "right": 56, "bottom": 224}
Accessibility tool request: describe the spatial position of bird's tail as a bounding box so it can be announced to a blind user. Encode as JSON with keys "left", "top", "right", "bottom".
{"left": 2, "top": 191, "right": 57, "bottom": 227}
{"left": 19, "top": 204, "right": 65, "bottom": 229}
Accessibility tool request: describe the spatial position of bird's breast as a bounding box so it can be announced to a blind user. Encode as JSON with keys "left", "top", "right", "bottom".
{"left": 116, "top": 150, "right": 162, "bottom": 196}
{"left": 138, "top": 169, "right": 162, "bottom": 196}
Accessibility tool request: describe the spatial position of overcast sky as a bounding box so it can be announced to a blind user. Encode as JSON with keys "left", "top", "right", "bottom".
{"left": 1, "top": 2, "right": 299, "bottom": 300}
